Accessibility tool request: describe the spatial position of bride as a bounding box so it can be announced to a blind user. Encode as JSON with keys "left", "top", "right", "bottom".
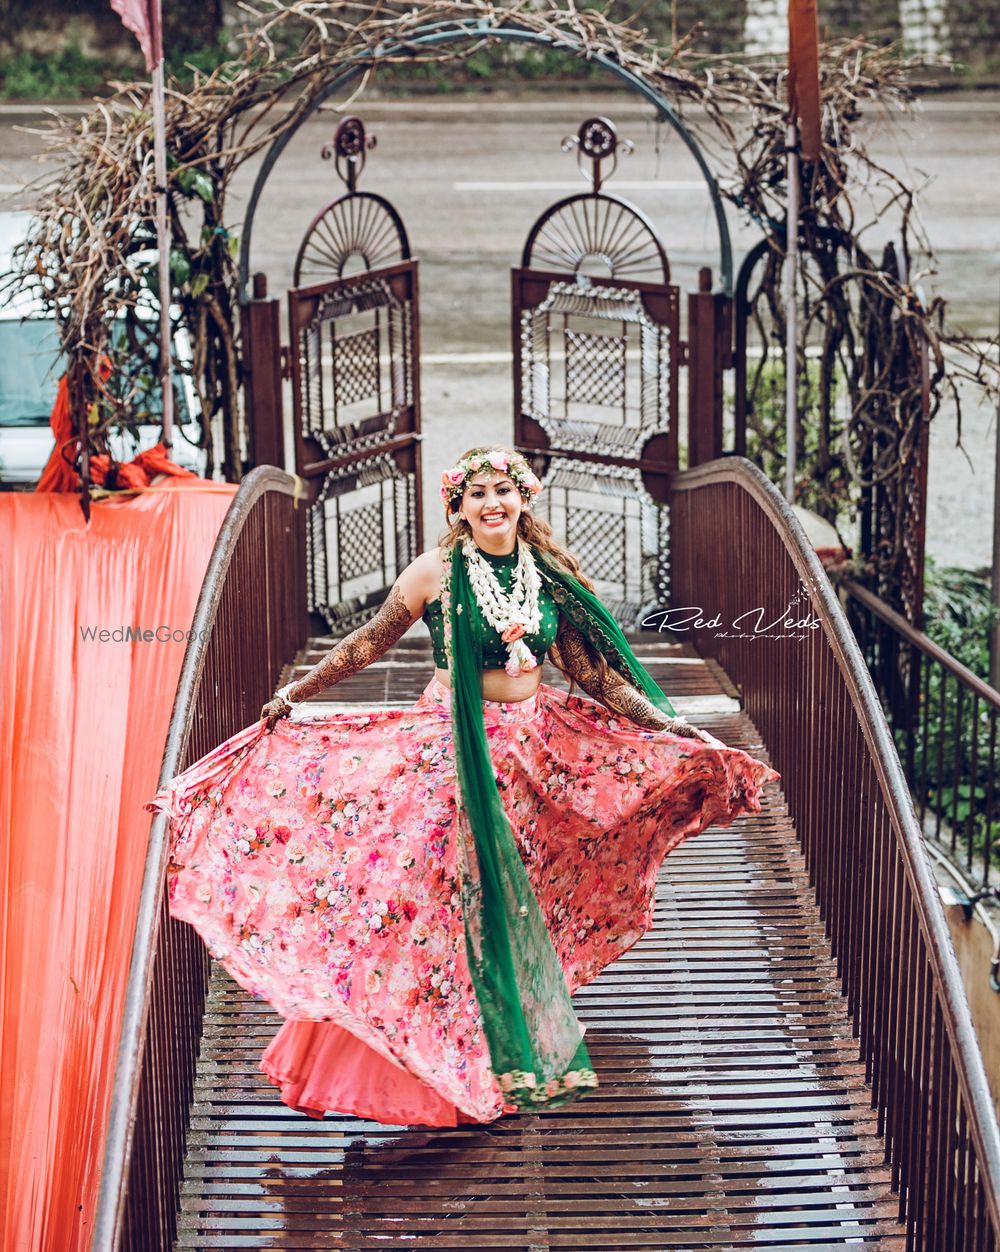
{"left": 148, "top": 445, "right": 779, "bottom": 1127}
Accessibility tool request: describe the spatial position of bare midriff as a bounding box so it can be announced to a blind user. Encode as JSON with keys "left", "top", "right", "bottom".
{"left": 433, "top": 665, "right": 543, "bottom": 703}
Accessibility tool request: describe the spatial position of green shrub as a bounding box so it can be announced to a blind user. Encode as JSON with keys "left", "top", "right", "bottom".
{"left": 0, "top": 37, "right": 237, "bottom": 100}
{"left": 741, "top": 355, "right": 858, "bottom": 532}
{"left": 0, "top": 46, "right": 106, "bottom": 98}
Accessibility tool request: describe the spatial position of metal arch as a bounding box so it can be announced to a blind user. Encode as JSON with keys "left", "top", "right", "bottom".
{"left": 238, "top": 18, "right": 733, "bottom": 296}
{"left": 732, "top": 233, "right": 782, "bottom": 458}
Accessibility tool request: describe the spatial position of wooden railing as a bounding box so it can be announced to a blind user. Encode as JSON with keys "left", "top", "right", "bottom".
{"left": 90, "top": 467, "right": 308, "bottom": 1252}
{"left": 669, "top": 456, "right": 1000, "bottom": 1249}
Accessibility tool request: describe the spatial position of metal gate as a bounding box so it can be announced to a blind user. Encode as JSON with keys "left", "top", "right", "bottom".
{"left": 243, "top": 117, "right": 422, "bottom": 632}
{"left": 512, "top": 117, "right": 681, "bottom": 623}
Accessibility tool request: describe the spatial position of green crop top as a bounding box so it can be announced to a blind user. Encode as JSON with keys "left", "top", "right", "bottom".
{"left": 423, "top": 547, "right": 560, "bottom": 670}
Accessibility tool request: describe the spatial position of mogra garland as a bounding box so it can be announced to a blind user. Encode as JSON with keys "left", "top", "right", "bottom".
{"left": 4, "top": 0, "right": 998, "bottom": 577}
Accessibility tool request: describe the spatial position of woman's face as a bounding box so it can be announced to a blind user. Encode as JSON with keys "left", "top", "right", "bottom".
{"left": 459, "top": 472, "right": 524, "bottom": 548}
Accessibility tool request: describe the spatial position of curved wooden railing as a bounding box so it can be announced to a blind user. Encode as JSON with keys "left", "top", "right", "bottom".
{"left": 669, "top": 456, "right": 1000, "bottom": 1249}
{"left": 90, "top": 467, "right": 308, "bottom": 1252}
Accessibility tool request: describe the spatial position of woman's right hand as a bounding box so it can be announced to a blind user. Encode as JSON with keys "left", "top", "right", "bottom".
{"left": 661, "top": 716, "right": 717, "bottom": 744}
{"left": 260, "top": 696, "right": 292, "bottom": 731}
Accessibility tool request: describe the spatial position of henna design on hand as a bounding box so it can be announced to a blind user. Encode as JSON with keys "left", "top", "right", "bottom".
{"left": 280, "top": 584, "right": 416, "bottom": 704}
{"left": 550, "top": 620, "right": 713, "bottom": 739}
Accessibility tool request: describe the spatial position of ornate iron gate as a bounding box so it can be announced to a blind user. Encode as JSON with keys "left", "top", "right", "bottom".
{"left": 512, "top": 118, "right": 680, "bottom": 623}
{"left": 285, "top": 117, "right": 422, "bottom": 631}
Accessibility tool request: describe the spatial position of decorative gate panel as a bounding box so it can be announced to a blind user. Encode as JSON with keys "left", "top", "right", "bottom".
{"left": 285, "top": 117, "right": 421, "bottom": 631}
{"left": 289, "top": 261, "right": 420, "bottom": 630}
{"left": 308, "top": 453, "right": 419, "bottom": 632}
{"left": 542, "top": 458, "right": 671, "bottom": 622}
{"left": 513, "top": 117, "right": 680, "bottom": 622}
{"left": 289, "top": 263, "right": 418, "bottom": 458}
{"left": 516, "top": 271, "right": 679, "bottom": 460}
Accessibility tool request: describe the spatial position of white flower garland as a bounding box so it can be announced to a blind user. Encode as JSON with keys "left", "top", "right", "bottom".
{"left": 462, "top": 537, "right": 542, "bottom": 676}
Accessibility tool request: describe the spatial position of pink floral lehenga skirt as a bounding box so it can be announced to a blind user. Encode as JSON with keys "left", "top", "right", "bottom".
{"left": 147, "top": 676, "right": 780, "bottom": 1127}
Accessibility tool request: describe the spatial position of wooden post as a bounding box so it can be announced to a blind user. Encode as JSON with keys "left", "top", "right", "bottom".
{"left": 241, "top": 272, "right": 285, "bottom": 473}
{"left": 686, "top": 267, "right": 732, "bottom": 468}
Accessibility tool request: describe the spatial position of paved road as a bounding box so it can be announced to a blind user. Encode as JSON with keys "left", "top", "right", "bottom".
{"left": 1, "top": 92, "right": 998, "bottom": 566}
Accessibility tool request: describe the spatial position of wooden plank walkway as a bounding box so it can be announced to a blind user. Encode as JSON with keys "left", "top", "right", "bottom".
{"left": 173, "top": 632, "right": 907, "bottom": 1251}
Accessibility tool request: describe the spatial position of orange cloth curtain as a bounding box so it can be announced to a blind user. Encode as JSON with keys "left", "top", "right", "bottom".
{"left": 0, "top": 478, "right": 237, "bottom": 1251}
{"left": 34, "top": 375, "right": 77, "bottom": 494}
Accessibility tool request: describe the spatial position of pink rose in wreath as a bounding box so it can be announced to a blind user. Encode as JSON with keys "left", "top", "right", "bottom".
{"left": 502, "top": 622, "right": 526, "bottom": 643}
{"left": 487, "top": 451, "right": 509, "bottom": 472}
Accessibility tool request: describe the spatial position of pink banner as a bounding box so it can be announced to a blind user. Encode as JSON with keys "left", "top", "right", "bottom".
{"left": 110, "top": 0, "right": 162, "bottom": 71}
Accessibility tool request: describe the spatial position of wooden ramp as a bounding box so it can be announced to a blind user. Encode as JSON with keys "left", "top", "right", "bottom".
{"left": 174, "top": 634, "right": 907, "bottom": 1251}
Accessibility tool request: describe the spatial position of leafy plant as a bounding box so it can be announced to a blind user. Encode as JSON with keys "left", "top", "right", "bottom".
{"left": 0, "top": 46, "right": 108, "bottom": 99}
{"left": 743, "top": 355, "right": 859, "bottom": 535}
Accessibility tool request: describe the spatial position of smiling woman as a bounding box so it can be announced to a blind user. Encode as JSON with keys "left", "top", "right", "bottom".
{"left": 148, "top": 444, "right": 780, "bottom": 1127}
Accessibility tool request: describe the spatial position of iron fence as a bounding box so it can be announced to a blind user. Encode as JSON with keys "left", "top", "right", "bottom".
{"left": 90, "top": 467, "right": 308, "bottom": 1252}
{"left": 845, "top": 577, "right": 1000, "bottom": 888}
{"left": 669, "top": 456, "right": 1000, "bottom": 1250}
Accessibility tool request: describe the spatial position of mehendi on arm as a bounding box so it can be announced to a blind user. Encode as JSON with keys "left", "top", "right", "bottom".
{"left": 550, "top": 619, "right": 713, "bottom": 741}
{"left": 260, "top": 584, "right": 416, "bottom": 725}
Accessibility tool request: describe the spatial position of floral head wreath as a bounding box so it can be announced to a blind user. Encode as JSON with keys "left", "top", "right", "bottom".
{"left": 439, "top": 448, "right": 543, "bottom": 510}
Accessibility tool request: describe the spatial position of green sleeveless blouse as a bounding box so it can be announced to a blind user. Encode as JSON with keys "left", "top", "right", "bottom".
{"left": 424, "top": 546, "right": 560, "bottom": 670}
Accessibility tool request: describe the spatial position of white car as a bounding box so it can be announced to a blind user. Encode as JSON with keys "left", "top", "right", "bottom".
{"left": 0, "top": 210, "right": 206, "bottom": 488}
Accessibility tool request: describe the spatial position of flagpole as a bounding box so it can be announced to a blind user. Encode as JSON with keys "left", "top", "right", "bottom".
{"left": 151, "top": 39, "right": 173, "bottom": 450}
{"left": 785, "top": 119, "right": 799, "bottom": 504}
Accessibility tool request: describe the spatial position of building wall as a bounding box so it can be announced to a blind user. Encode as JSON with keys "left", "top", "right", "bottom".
{"left": 629, "top": 0, "right": 996, "bottom": 67}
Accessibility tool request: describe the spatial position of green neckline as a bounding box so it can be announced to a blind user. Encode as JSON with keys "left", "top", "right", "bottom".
{"left": 424, "top": 544, "right": 518, "bottom": 613}
{"left": 476, "top": 545, "right": 518, "bottom": 563}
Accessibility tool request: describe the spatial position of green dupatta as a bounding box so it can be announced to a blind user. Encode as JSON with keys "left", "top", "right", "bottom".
{"left": 440, "top": 541, "right": 678, "bottom": 1111}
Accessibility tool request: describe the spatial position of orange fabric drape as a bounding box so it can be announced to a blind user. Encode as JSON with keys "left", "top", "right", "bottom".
{"left": 33, "top": 376, "right": 77, "bottom": 494}
{"left": 88, "top": 442, "right": 197, "bottom": 490}
{"left": 0, "top": 478, "right": 238, "bottom": 1252}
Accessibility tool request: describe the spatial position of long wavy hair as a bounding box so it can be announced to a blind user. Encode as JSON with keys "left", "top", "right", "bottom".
{"left": 439, "top": 445, "right": 613, "bottom": 690}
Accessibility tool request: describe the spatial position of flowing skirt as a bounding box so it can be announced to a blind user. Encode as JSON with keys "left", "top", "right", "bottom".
{"left": 147, "top": 676, "right": 780, "bottom": 1126}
